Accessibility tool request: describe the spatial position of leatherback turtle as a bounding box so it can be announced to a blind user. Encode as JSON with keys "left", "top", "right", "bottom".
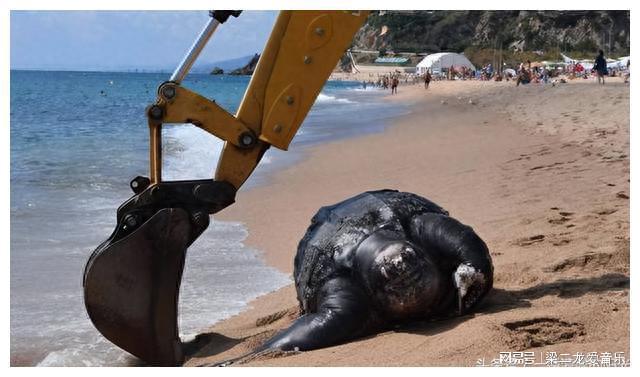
{"left": 256, "top": 189, "right": 493, "bottom": 353}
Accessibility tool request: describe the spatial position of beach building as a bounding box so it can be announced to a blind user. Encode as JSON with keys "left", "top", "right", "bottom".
{"left": 346, "top": 50, "right": 418, "bottom": 74}
{"left": 373, "top": 56, "right": 411, "bottom": 66}
{"left": 416, "top": 52, "right": 476, "bottom": 75}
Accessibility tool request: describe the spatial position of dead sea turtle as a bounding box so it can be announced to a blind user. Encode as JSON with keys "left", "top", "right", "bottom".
{"left": 253, "top": 189, "right": 494, "bottom": 353}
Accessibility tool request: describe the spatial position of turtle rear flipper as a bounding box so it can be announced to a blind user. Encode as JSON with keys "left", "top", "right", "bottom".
{"left": 257, "top": 277, "right": 372, "bottom": 352}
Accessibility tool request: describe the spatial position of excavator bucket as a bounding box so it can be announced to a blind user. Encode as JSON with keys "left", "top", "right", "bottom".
{"left": 83, "top": 178, "right": 235, "bottom": 366}
{"left": 84, "top": 208, "right": 196, "bottom": 365}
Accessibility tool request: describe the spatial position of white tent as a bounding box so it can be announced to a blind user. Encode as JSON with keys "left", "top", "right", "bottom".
{"left": 562, "top": 53, "right": 596, "bottom": 71}
{"left": 561, "top": 53, "right": 574, "bottom": 63}
{"left": 619, "top": 56, "right": 630, "bottom": 67}
{"left": 415, "top": 52, "right": 476, "bottom": 75}
{"left": 581, "top": 62, "right": 594, "bottom": 71}
{"left": 608, "top": 56, "right": 630, "bottom": 70}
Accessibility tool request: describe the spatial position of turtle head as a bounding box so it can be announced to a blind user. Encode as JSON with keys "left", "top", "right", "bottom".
{"left": 361, "top": 238, "right": 443, "bottom": 320}
{"left": 453, "top": 263, "right": 487, "bottom": 315}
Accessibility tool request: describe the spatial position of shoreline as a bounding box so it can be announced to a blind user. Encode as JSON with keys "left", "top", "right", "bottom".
{"left": 242, "top": 86, "right": 410, "bottom": 191}
{"left": 188, "top": 78, "right": 629, "bottom": 366}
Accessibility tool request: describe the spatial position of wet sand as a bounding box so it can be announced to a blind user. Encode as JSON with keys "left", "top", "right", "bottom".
{"left": 186, "top": 78, "right": 630, "bottom": 366}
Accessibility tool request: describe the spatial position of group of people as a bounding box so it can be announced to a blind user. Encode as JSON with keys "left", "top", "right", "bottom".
{"left": 477, "top": 64, "right": 495, "bottom": 80}
{"left": 355, "top": 49, "right": 629, "bottom": 94}
{"left": 379, "top": 75, "right": 400, "bottom": 94}
{"left": 516, "top": 50, "right": 630, "bottom": 86}
{"left": 565, "top": 61, "right": 587, "bottom": 78}
{"left": 514, "top": 60, "right": 551, "bottom": 86}
{"left": 362, "top": 73, "right": 421, "bottom": 94}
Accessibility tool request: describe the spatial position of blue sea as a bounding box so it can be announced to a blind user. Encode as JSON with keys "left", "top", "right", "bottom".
{"left": 10, "top": 70, "right": 408, "bottom": 366}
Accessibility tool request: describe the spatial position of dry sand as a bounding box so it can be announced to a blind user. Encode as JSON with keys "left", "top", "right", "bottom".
{"left": 184, "top": 78, "right": 630, "bottom": 367}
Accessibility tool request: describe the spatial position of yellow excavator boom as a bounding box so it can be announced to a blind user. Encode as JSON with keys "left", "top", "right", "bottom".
{"left": 148, "top": 10, "right": 368, "bottom": 187}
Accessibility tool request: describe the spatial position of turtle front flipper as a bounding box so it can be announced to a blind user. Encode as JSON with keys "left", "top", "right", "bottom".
{"left": 256, "top": 277, "right": 373, "bottom": 352}
{"left": 409, "top": 212, "right": 494, "bottom": 315}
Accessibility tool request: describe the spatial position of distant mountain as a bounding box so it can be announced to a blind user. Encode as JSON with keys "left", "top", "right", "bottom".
{"left": 191, "top": 54, "right": 257, "bottom": 74}
{"left": 353, "top": 11, "right": 630, "bottom": 56}
{"left": 228, "top": 54, "right": 260, "bottom": 75}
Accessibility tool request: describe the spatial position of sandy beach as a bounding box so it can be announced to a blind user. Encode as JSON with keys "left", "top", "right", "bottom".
{"left": 184, "top": 77, "right": 630, "bottom": 367}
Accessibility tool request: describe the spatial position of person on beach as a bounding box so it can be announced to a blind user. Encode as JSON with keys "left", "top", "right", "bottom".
{"left": 594, "top": 50, "right": 608, "bottom": 85}
{"left": 391, "top": 76, "right": 399, "bottom": 94}
{"left": 623, "top": 59, "right": 630, "bottom": 84}
{"left": 541, "top": 67, "right": 549, "bottom": 84}
{"left": 575, "top": 62, "right": 584, "bottom": 78}
{"left": 516, "top": 66, "right": 531, "bottom": 86}
{"left": 424, "top": 71, "right": 432, "bottom": 89}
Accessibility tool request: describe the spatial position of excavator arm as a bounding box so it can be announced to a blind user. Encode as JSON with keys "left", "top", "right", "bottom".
{"left": 83, "top": 10, "right": 369, "bottom": 366}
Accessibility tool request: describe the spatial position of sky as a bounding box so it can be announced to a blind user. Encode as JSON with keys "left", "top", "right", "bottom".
{"left": 10, "top": 10, "right": 278, "bottom": 71}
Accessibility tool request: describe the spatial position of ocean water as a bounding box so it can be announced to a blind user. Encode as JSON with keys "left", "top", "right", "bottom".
{"left": 10, "top": 70, "right": 408, "bottom": 366}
